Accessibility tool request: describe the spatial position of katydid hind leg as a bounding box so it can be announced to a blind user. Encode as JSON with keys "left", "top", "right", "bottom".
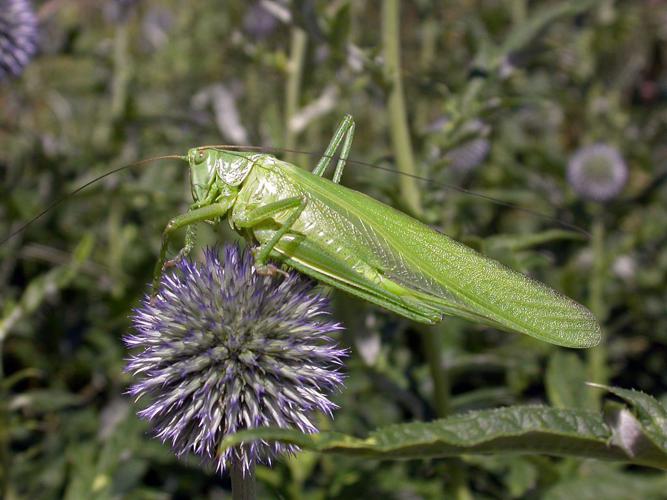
{"left": 152, "top": 202, "right": 231, "bottom": 293}
{"left": 269, "top": 236, "right": 443, "bottom": 323}
{"left": 332, "top": 118, "right": 355, "bottom": 184}
{"left": 312, "top": 114, "right": 355, "bottom": 181}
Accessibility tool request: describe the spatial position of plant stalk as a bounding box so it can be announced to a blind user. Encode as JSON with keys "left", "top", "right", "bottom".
{"left": 231, "top": 454, "right": 256, "bottom": 500}
{"left": 381, "top": 0, "right": 455, "bottom": 418}
{"left": 422, "top": 325, "right": 452, "bottom": 417}
{"left": 587, "top": 216, "right": 608, "bottom": 409}
{"left": 284, "top": 27, "right": 307, "bottom": 163}
{"left": 0, "top": 338, "right": 9, "bottom": 499}
{"left": 382, "top": 0, "right": 422, "bottom": 216}
{"left": 382, "top": 3, "right": 469, "bottom": 495}
{"left": 382, "top": 0, "right": 450, "bottom": 417}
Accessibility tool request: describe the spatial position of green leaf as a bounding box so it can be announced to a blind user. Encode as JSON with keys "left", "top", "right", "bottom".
{"left": 220, "top": 404, "right": 667, "bottom": 470}
{"left": 592, "top": 384, "right": 667, "bottom": 455}
{"left": 9, "top": 389, "right": 83, "bottom": 413}
{"left": 486, "top": 230, "right": 586, "bottom": 254}
{"left": 506, "top": 458, "right": 538, "bottom": 498}
{"left": 543, "top": 470, "right": 667, "bottom": 500}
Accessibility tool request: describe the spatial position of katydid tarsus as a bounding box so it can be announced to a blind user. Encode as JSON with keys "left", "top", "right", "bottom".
{"left": 150, "top": 114, "right": 600, "bottom": 349}
{"left": 3, "top": 114, "right": 601, "bottom": 348}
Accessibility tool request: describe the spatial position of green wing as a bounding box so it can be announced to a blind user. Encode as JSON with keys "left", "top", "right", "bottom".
{"left": 256, "top": 161, "right": 602, "bottom": 348}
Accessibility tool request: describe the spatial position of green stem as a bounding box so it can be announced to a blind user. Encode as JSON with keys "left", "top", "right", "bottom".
{"left": 111, "top": 20, "right": 131, "bottom": 123}
{"left": 382, "top": 0, "right": 449, "bottom": 417}
{"left": 284, "top": 27, "right": 307, "bottom": 163}
{"left": 382, "top": 0, "right": 422, "bottom": 216}
{"left": 231, "top": 454, "right": 256, "bottom": 500}
{"left": 452, "top": 462, "right": 474, "bottom": 500}
{"left": 381, "top": 0, "right": 453, "bottom": 419}
{"left": 511, "top": 0, "right": 528, "bottom": 24}
{"left": 382, "top": 4, "right": 469, "bottom": 495}
{"left": 0, "top": 400, "right": 7, "bottom": 499}
{"left": 0, "top": 341, "right": 8, "bottom": 498}
{"left": 415, "top": 18, "right": 438, "bottom": 131}
{"left": 422, "top": 325, "right": 451, "bottom": 417}
{"left": 94, "top": 15, "right": 131, "bottom": 149}
{"left": 587, "top": 216, "right": 607, "bottom": 409}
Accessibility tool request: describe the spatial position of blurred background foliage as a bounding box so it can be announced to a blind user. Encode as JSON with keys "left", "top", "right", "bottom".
{"left": 1, "top": 0, "right": 667, "bottom": 498}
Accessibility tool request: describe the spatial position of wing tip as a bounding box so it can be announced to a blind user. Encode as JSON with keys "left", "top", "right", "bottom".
{"left": 547, "top": 309, "right": 603, "bottom": 349}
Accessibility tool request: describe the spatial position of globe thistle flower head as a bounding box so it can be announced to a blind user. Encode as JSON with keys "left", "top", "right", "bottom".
{"left": 125, "top": 245, "right": 346, "bottom": 474}
{"left": 0, "top": 0, "right": 38, "bottom": 81}
{"left": 567, "top": 143, "right": 628, "bottom": 202}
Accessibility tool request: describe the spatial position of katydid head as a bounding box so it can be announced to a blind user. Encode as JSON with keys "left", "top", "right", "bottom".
{"left": 186, "top": 147, "right": 255, "bottom": 203}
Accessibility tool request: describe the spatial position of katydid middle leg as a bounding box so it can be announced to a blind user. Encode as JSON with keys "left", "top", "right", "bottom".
{"left": 311, "top": 114, "right": 355, "bottom": 184}
{"left": 234, "top": 196, "right": 307, "bottom": 268}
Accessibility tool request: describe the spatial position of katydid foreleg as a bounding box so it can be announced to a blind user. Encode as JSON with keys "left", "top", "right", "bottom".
{"left": 152, "top": 202, "right": 232, "bottom": 291}
{"left": 164, "top": 224, "right": 197, "bottom": 268}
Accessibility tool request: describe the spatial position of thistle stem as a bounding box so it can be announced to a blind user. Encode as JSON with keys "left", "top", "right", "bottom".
{"left": 231, "top": 454, "right": 256, "bottom": 500}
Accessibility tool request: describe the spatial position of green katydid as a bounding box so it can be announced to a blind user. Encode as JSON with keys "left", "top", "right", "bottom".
{"left": 151, "top": 114, "right": 601, "bottom": 349}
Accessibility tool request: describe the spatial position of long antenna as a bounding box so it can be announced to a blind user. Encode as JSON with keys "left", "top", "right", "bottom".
{"left": 198, "top": 144, "right": 590, "bottom": 237}
{"left": 1, "top": 154, "right": 185, "bottom": 245}
{"left": 3, "top": 145, "right": 590, "bottom": 245}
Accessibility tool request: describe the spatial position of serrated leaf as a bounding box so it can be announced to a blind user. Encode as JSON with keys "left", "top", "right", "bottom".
{"left": 220, "top": 405, "right": 667, "bottom": 470}
{"left": 595, "top": 384, "right": 667, "bottom": 454}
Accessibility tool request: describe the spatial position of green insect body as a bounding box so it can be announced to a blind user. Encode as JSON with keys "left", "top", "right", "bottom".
{"left": 154, "top": 115, "right": 601, "bottom": 349}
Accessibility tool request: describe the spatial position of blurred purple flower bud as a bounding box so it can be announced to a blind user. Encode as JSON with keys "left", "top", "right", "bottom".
{"left": 567, "top": 144, "right": 628, "bottom": 202}
{"left": 243, "top": 2, "right": 278, "bottom": 40}
{"left": 445, "top": 138, "right": 491, "bottom": 173}
{"left": 0, "top": 0, "right": 38, "bottom": 80}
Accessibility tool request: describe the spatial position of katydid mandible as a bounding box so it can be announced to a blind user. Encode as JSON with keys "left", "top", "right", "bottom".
{"left": 154, "top": 114, "right": 601, "bottom": 348}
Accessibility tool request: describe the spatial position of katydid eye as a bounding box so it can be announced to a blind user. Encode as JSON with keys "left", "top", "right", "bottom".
{"left": 195, "top": 150, "right": 207, "bottom": 164}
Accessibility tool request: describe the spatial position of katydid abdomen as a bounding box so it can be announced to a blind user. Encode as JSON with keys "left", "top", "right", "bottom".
{"left": 231, "top": 153, "right": 601, "bottom": 348}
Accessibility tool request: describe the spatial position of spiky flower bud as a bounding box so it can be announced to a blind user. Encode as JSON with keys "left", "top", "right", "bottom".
{"left": 125, "top": 245, "right": 346, "bottom": 474}
{"left": 566, "top": 143, "right": 628, "bottom": 202}
{"left": 0, "top": 0, "right": 38, "bottom": 80}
